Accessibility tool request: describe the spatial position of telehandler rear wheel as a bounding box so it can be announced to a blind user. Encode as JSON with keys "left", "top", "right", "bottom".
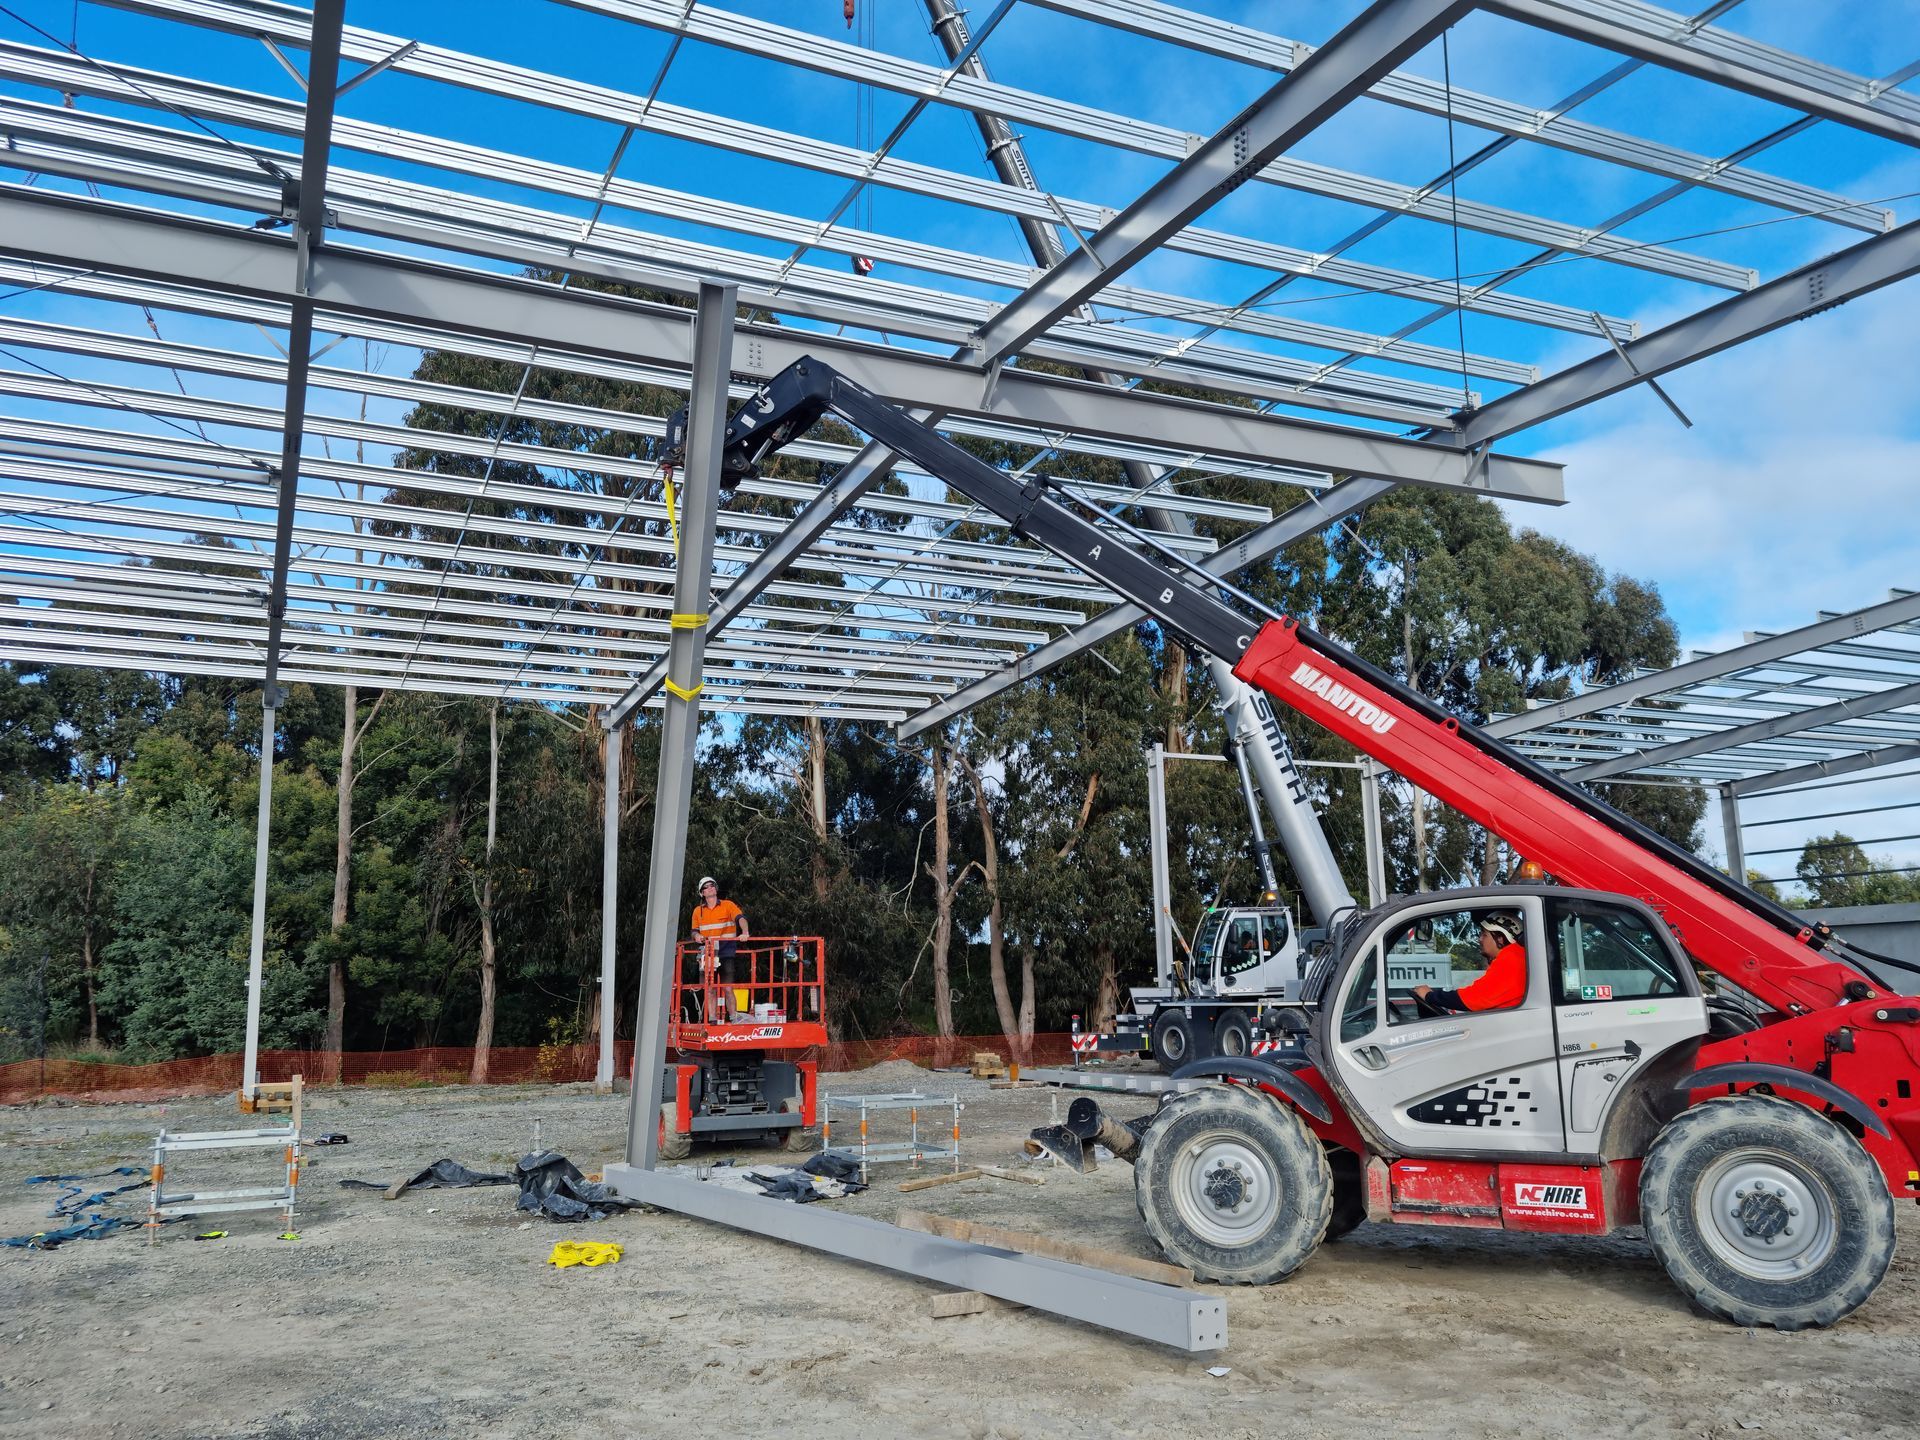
{"left": 1641, "top": 1093, "right": 1894, "bottom": 1330}
{"left": 1134, "top": 1084, "right": 1331, "bottom": 1284}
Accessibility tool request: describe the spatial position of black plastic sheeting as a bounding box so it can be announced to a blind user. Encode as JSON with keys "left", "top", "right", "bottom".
{"left": 338, "top": 1158, "right": 512, "bottom": 1193}
{"left": 798, "top": 1150, "right": 867, "bottom": 1190}
{"left": 514, "top": 1151, "right": 640, "bottom": 1222}
{"left": 4, "top": 1166, "right": 150, "bottom": 1250}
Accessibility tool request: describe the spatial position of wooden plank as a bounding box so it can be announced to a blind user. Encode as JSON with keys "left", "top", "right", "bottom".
{"left": 976, "top": 1163, "right": 1045, "bottom": 1186}
{"left": 896, "top": 1168, "right": 981, "bottom": 1193}
{"left": 896, "top": 1209, "right": 1193, "bottom": 1288}
{"left": 929, "top": 1290, "right": 990, "bottom": 1319}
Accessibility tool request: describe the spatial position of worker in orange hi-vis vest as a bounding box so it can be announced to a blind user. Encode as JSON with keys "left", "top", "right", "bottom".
{"left": 1412, "top": 912, "right": 1528, "bottom": 1014}
{"left": 690, "top": 876, "right": 750, "bottom": 1019}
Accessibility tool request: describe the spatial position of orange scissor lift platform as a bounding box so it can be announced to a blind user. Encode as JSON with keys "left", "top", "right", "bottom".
{"left": 655, "top": 936, "right": 825, "bottom": 1160}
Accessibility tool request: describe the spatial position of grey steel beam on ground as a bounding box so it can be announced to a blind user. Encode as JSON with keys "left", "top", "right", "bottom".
{"left": 1486, "top": 593, "right": 1920, "bottom": 737}
{"left": 597, "top": 1164, "right": 1225, "bottom": 1352}
{"left": 1458, "top": 218, "right": 1920, "bottom": 446}
{"left": 0, "top": 188, "right": 1564, "bottom": 501}
{"left": 967, "top": 0, "right": 1469, "bottom": 366}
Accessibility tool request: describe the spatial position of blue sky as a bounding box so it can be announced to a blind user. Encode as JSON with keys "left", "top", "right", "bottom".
{"left": 4, "top": 0, "right": 1920, "bottom": 881}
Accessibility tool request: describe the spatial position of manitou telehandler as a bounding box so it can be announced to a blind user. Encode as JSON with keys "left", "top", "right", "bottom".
{"left": 665, "top": 357, "right": 1920, "bottom": 1330}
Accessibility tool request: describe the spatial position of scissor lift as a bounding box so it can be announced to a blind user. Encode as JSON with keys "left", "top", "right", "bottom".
{"left": 655, "top": 935, "right": 826, "bottom": 1160}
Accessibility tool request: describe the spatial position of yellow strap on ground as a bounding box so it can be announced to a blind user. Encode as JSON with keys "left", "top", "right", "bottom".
{"left": 548, "top": 1241, "right": 623, "bottom": 1269}
{"left": 663, "top": 677, "right": 703, "bottom": 702}
{"left": 663, "top": 475, "right": 681, "bottom": 556}
{"left": 669, "top": 612, "right": 708, "bottom": 630}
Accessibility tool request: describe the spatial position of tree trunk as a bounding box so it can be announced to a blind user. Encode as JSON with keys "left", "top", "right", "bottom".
{"left": 806, "top": 715, "right": 831, "bottom": 902}
{"left": 925, "top": 741, "right": 955, "bottom": 1064}
{"left": 470, "top": 701, "right": 501, "bottom": 1085}
{"left": 1162, "top": 637, "right": 1188, "bottom": 753}
{"left": 1479, "top": 829, "right": 1502, "bottom": 886}
{"left": 1017, "top": 943, "right": 1036, "bottom": 1062}
{"left": 1091, "top": 941, "right": 1120, "bottom": 1033}
{"left": 958, "top": 750, "right": 1021, "bottom": 1061}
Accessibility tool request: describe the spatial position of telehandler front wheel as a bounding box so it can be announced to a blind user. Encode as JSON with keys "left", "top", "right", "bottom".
{"left": 1641, "top": 1093, "right": 1894, "bottom": 1331}
{"left": 1134, "top": 1084, "right": 1331, "bottom": 1284}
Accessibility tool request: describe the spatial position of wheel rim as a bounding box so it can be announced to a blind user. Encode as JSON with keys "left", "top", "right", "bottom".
{"left": 1220, "top": 1023, "right": 1246, "bottom": 1057}
{"left": 1169, "top": 1129, "right": 1281, "bottom": 1248}
{"left": 1161, "top": 1022, "right": 1188, "bottom": 1063}
{"left": 1694, "top": 1148, "right": 1838, "bottom": 1281}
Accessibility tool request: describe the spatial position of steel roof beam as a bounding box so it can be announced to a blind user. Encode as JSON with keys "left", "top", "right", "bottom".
{"left": 1458, "top": 218, "right": 1920, "bottom": 445}
{"left": 258, "top": 0, "right": 343, "bottom": 707}
{"left": 0, "top": 188, "right": 1564, "bottom": 500}
{"left": 969, "top": 0, "right": 1465, "bottom": 366}
{"left": 0, "top": 50, "right": 1531, "bottom": 388}
{"left": 1482, "top": 0, "right": 1920, "bottom": 150}
{"left": 895, "top": 474, "right": 1395, "bottom": 740}
{"left": 1028, "top": 0, "right": 1888, "bottom": 232}
{"left": 30, "top": 28, "right": 1628, "bottom": 342}
{"left": 0, "top": 95, "right": 1477, "bottom": 421}
{"left": 1730, "top": 745, "right": 1920, "bottom": 798}
{"left": 1486, "top": 592, "right": 1920, "bottom": 738}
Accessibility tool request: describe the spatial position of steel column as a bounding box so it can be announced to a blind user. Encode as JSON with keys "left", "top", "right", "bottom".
{"left": 968, "top": 0, "right": 1469, "bottom": 365}
{"left": 1147, "top": 744, "right": 1172, "bottom": 987}
{"left": 597, "top": 721, "right": 622, "bottom": 1090}
{"left": 622, "top": 282, "right": 734, "bottom": 1169}
{"left": 240, "top": 700, "right": 275, "bottom": 1099}
{"left": 896, "top": 477, "right": 1394, "bottom": 740}
{"left": 1720, "top": 783, "right": 1746, "bottom": 879}
{"left": 1458, "top": 219, "right": 1920, "bottom": 446}
{"left": 1360, "top": 758, "right": 1388, "bottom": 907}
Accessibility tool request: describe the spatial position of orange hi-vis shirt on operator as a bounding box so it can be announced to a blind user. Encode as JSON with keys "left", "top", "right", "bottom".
{"left": 692, "top": 899, "right": 743, "bottom": 942}
{"left": 1456, "top": 941, "right": 1527, "bottom": 1011}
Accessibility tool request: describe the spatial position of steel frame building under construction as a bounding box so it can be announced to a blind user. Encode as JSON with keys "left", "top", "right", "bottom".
{"left": 2, "top": 0, "right": 1919, "bottom": 1349}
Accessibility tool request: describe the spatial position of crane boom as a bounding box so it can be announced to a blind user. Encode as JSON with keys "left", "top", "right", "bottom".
{"left": 667, "top": 358, "right": 1897, "bottom": 1019}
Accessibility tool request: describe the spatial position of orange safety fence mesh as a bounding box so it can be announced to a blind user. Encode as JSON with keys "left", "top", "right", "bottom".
{"left": 0, "top": 1033, "right": 1076, "bottom": 1106}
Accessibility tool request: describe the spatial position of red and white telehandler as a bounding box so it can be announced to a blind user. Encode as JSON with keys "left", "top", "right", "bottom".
{"left": 666, "top": 357, "right": 1920, "bottom": 1329}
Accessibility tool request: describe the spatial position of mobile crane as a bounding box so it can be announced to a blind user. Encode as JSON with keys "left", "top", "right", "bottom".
{"left": 666, "top": 357, "right": 1920, "bottom": 1330}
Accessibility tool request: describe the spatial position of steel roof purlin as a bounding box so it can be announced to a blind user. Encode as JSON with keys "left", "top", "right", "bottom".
{"left": 0, "top": 0, "right": 1916, "bottom": 722}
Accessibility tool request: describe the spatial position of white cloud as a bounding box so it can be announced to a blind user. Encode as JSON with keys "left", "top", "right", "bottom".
{"left": 1501, "top": 279, "right": 1920, "bottom": 651}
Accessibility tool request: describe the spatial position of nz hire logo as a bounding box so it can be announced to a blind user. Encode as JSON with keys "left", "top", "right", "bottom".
{"left": 1289, "top": 662, "right": 1397, "bottom": 736}
{"left": 1514, "top": 1183, "right": 1589, "bottom": 1210}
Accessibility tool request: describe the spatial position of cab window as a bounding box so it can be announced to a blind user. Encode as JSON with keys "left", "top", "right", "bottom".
{"left": 1339, "top": 948, "right": 1380, "bottom": 1043}
{"left": 1260, "top": 911, "right": 1290, "bottom": 956}
{"left": 1222, "top": 915, "right": 1264, "bottom": 977}
{"left": 1383, "top": 907, "right": 1522, "bottom": 1024}
{"left": 1548, "top": 899, "right": 1684, "bottom": 1004}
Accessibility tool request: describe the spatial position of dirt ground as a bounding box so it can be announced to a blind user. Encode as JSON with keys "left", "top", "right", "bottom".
{"left": 4, "top": 1063, "right": 1918, "bottom": 1440}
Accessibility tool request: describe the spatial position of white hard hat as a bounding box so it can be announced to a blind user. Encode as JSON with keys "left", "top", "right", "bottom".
{"left": 697, "top": 875, "right": 718, "bottom": 890}
{"left": 1479, "top": 912, "right": 1523, "bottom": 945}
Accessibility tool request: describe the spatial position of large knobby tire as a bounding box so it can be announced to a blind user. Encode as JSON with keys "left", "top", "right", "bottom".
{"left": 1323, "top": 1146, "right": 1369, "bottom": 1242}
{"left": 1641, "top": 1093, "right": 1895, "bottom": 1331}
{"left": 657, "top": 1103, "right": 692, "bottom": 1163}
{"left": 1151, "top": 1009, "right": 1196, "bottom": 1073}
{"left": 1134, "top": 1084, "right": 1332, "bottom": 1284}
{"left": 1214, "top": 1008, "right": 1252, "bottom": 1059}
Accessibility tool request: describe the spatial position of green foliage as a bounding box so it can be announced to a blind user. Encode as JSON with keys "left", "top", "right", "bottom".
{"left": 1793, "top": 832, "right": 1920, "bottom": 907}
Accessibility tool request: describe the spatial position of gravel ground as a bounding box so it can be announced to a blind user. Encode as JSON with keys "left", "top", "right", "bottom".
{"left": 4, "top": 1064, "right": 1919, "bottom": 1439}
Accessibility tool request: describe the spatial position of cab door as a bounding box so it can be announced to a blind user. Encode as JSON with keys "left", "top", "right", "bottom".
{"left": 1325, "top": 895, "right": 1565, "bottom": 1156}
{"left": 1545, "top": 895, "right": 1707, "bottom": 1146}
